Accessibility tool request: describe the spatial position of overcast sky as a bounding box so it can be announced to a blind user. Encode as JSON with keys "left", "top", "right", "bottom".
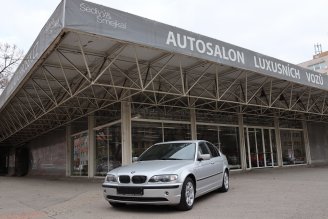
{"left": 1, "top": 0, "right": 327, "bottom": 64}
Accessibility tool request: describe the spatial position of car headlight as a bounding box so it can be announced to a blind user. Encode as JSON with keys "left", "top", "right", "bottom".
{"left": 105, "top": 174, "right": 117, "bottom": 183}
{"left": 149, "top": 174, "right": 178, "bottom": 183}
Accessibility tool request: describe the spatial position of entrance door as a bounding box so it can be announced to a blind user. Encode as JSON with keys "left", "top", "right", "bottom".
{"left": 245, "top": 127, "right": 276, "bottom": 169}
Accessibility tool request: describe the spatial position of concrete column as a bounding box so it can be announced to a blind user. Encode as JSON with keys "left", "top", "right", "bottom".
{"left": 121, "top": 101, "right": 132, "bottom": 165}
{"left": 65, "top": 125, "right": 72, "bottom": 176}
{"left": 238, "top": 114, "right": 247, "bottom": 170}
{"left": 190, "top": 108, "right": 197, "bottom": 140}
{"left": 88, "top": 114, "right": 95, "bottom": 177}
{"left": 274, "top": 117, "right": 283, "bottom": 167}
{"left": 302, "top": 119, "right": 312, "bottom": 165}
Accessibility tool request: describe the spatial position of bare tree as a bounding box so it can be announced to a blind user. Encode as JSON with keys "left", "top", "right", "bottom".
{"left": 0, "top": 42, "right": 24, "bottom": 90}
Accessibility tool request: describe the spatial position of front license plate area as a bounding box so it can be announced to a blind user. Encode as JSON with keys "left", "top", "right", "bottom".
{"left": 117, "top": 187, "right": 144, "bottom": 195}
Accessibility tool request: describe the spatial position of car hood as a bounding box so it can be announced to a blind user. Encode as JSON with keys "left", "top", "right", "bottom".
{"left": 109, "top": 160, "right": 194, "bottom": 175}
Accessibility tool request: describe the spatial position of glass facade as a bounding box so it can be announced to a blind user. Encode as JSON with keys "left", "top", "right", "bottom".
{"left": 68, "top": 104, "right": 308, "bottom": 176}
{"left": 197, "top": 125, "right": 241, "bottom": 169}
{"left": 95, "top": 123, "right": 122, "bottom": 176}
{"left": 71, "top": 132, "right": 88, "bottom": 176}
{"left": 280, "top": 130, "right": 306, "bottom": 165}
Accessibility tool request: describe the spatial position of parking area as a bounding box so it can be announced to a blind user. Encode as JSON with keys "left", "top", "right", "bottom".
{"left": 0, "top": 166, "right": 328, "bottom": 219}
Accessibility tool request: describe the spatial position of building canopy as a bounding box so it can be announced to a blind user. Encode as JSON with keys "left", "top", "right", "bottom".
{"left": 1, "top": 0, "right": 328, "bottom": 147}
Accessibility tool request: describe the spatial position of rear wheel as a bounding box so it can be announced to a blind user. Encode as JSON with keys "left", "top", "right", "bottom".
{"left": 177, "top": 177, "right": 195, "bottom": 211}
{"left": 109, "top": 201, "right": 126, "bottom": 208}
{"left": 218, "top": 170, "right": 229, "bottom": 193}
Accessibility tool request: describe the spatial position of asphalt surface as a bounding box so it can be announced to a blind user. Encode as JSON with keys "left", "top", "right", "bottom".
{"left": 0, "top": 166, "right": 328, "bottom": 219}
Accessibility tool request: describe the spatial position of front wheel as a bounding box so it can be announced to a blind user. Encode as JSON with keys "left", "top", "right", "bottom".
{"left": 218, "top": 170, "right": 229, "bottom": 193}
{"left": 177, "top": 177, "right": 195, "bottom": 211}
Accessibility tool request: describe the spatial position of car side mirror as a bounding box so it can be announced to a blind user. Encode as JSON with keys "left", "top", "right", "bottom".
{"left": 132, "top": 157, "right": 139, "bottom": 162}
{"left": 198, "top": 154, "right": 211, "bottom": 161}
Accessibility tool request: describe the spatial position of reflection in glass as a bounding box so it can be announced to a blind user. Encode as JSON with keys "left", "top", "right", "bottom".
{"left": 95, "top": 124, "right": 122, "bottom": 176}
{"left": 72, "top": 132, "right": 88, "bottom": 176}
{"left": 256, "top": 128, "right": 265, "bottom": 167}
{"left": 138, "top": 143, "right": 196, "bottom": 161}
{"left": 197, "top": 125, "right": 241, "bottom": 169}
{"left": 270, "top": 129, "right": 278, "bottom": 166}
{"left": 132, "top": 121, "right": 191, "bottom": 158}
{"left": 132, "top": 122, "right": 163, "bottom": 157}
{"left": 248, "top": 128, "right": 258, "bottom": 168}
{"left": 281, "top": 130, "right": 305, "bottom": 165}
{"left": 164, "top": 124, "right": 191, "bottom": 142}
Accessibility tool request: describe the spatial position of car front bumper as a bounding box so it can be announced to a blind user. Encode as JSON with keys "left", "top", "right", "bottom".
{"left": 102, "top": 183, "right": 182, "bottom": 205}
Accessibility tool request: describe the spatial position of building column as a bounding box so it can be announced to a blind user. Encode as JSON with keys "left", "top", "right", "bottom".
{"left": 238, "top": 114, "right": 247, "bottom": 170}
{"left": 66, "top": 125, "right": 72, "bottom": 176}
{"left": 302, "top": 119, "right": 312, "bottom": 165}
{"left": 190, "top": 108, "right": 197, "bottom": 140}
{"left": 274, "top": 117, "right": 283, "bottom": 167}
{"left": 88, "top": 114, "right": 95, "bottom": 178}
{"left": 121, "top": 101, "right": 132, "bottom": 165}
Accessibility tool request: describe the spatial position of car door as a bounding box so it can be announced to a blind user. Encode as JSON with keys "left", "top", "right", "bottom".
{"left": 206, "top": 142, "right": 224, "bottom": 188}
{"left": 194, "top": 142, "right": 215, "bottom": 195}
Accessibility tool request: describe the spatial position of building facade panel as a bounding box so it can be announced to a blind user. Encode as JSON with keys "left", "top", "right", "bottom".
{"left": 307, "top": 121, "right": 328, "bottom": 164}
{"left": 27, "top": 128, "right": 66, "bottom": 176}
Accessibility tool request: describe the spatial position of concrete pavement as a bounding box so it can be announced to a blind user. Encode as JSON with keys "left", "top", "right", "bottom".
{"left": 0, "top": 166, "right": 328, "bottom": 219}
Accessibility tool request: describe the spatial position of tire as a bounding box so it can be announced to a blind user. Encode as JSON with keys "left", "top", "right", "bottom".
{"left": 109, "top": 201, "right": 126, "bottom": 208}
{"left": 218, "top": 170, "right": 229, "bottom": 193}
{"left": 177, "top": 177, "right": 195, "bottom": 211}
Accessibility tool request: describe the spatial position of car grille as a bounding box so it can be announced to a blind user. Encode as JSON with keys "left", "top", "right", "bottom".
{"left": 118, "top": 175, "right": 147, "bottom": 184}
{"left": 119, "top": 175, "right": 130, "bottom": 183}
{"left": 132, "top": 175, "right": 147, "bottom": 184}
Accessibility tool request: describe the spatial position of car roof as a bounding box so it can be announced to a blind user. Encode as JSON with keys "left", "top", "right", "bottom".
{"left": 156, "top": 140, "right": 206, "bottom": 144}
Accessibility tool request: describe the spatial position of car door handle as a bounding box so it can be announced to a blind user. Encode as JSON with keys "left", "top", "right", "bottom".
{"left": 210, "top": 162, "right": 215, "bottom": 164}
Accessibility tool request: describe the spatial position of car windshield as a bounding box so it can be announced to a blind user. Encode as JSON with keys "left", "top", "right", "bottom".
{"left": 138, "top": 143, "right": 196, "bottom": 161}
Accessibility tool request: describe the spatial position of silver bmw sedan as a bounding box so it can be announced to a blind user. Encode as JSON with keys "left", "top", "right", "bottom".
{"left": 102, "top": 140, "right": 229, "bottom": 211}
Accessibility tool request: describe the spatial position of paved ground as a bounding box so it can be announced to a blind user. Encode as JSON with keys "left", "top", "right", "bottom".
{"left": 0, "top": 166, "right": 328, "bottom": 219}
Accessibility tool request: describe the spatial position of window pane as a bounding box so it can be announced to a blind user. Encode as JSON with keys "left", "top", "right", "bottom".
{"left": 72, "top": 132, "right": 88, "bottom": 176}
{"left": 248, "top": 128, "right": 258, "bottom": 168}
{"left": 292, "top": 131, "right": 306, "bottom": 164}
{"left": 206, "top": 142, "right": 219, "bottom": 157}
{"left": 271, "top": 129, "right": 278, "bottom": 166}
{"left": 199, "top": 142, "right": 210, "bottom": 154}
{"left": 95, "top": 124, "right": 122, "bottom": 176}
{"left": 132, "top": 104, "right": 190, "bottom": 121}
{"left": 281, "top": 130, "right": 293, "bottom": 165}
{"left": 280, "top": 130, "right": 305, "bottom": 166}
{"left": 164, "top": 123, "right": 191, "bottom": 141}
{"left": 196, "top": 111, "right": 238, "bottom": 125}
{"left": 132, "top": 122, "right": 163, "bottom": 157}
{"left": 139, "top": 143, "right": 195, "bottom": 161}
{"left": 198, "top": 125, "right": 241, "bottom": 169}
{"left": 255, "top": 129, "right": 264, "bottom": 167}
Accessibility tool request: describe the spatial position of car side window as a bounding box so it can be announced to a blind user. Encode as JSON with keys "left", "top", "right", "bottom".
{"left": 206, "top": 142, "right": 220, "bottom": 157}
{"left": 198, "top": 142, "right": 210, "bottom": 155}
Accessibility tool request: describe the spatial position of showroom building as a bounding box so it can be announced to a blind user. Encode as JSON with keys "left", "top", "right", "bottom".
{"left": 1, "top": 0, "right": 328, "bottom": 177}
